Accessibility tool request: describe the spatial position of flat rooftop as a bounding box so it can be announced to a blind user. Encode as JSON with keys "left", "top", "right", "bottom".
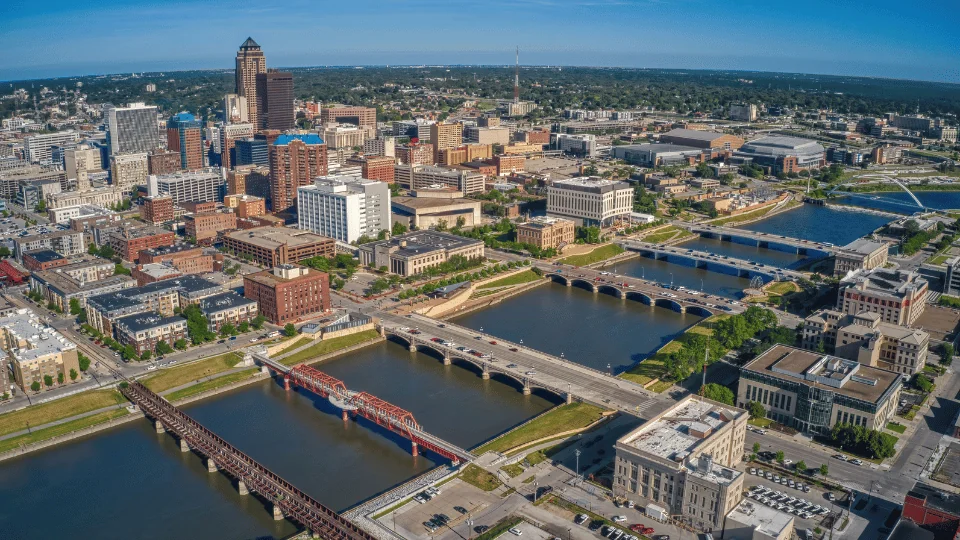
{"left": 744, "top": 345, "right": 902, "bottom": 404}
{"left": 518, "top": 216, "right": 574, "bottom": 230}
{"left": 842, "top": 267, "right": 927, "bottom": 299}
{"left": 114, "top": 313, "right": 185, "bottom": 333}
{"left": 840, "top": 238, "right": 888, "bottom": 255}
{"left": 908, "top": 481, "right": 960, "bottom": 517}
{"left": 23, "top": 249, "right": 65, "bottom": 263}
{"left": 0, "top": 309, "right": 76, "bottom": 362}
{"left": 198, "top": 291, "right": 257, "bottom": 314}
{"left": 726, "top": 500, "right": 794, "bottom": 538}
{"left": 391, "top": 197, "right": 479, "bottom": 210}
{"left": 225, "top": 226, "right": 334, "bottom": 250}
{"left": 661, "top": 128, "right": 728, "bottom": 142}
{"left": 552, "top": 177, "right": 630, "bottom": 190}
{"left": 362, "top": 230, "right": 482, "bottom": 258}
{"left": 619, "top": 397, "right": 744, "bottom": 463}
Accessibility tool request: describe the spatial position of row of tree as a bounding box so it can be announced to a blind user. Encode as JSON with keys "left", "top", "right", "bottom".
{"left": 395, "top": 260, "right": 531, "bottom": 300}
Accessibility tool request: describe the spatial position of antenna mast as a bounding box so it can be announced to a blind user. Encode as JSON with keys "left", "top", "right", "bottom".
{"left": 514, "top": 46, "right": 520, "bottom": 104}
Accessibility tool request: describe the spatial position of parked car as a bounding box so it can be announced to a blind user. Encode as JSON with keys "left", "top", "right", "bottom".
{"left": 508, "top": 527, "right": 523, "bottom": 536}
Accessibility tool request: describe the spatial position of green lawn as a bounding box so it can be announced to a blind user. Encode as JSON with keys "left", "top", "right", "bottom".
{"left": 279, "top": 330, "right": 380, "bottom": 366}
{"left": 930, "top": 255, "right": 949, "bottom": 265}
{"left": 766, "top": 282, "right": 799, "bottom": 296}
{"left": 710, "top": 204, "right": 777, "bottom": 226}
{"left": 558, "top": 244, "right": 625, "bottom": 266}
{"left": 0, "top": 389, "right": 127, "bottom": 437}
{"left": 165, "top": 368, "right": 261, "bottom": 402}
{"left": 886, "top": 422, "right": 907, "bottom": 434}
{"left": 274, "top": 336, "right": 313, "bottom": 356}
{"left": 619, "top": 315, "right": 728, "bottom": 388}
{"left": 642, "top": 226, "right": 687, "bottom": 244}
{"left": 500, "top": 463, "right": 525, "bottom": 478}
{"left": 474, "top": 402, "right": 606, "bottom": 455}
{"left": 0, "top": 409, "right": 129, "bottom": 453}
{"left": 459, "top": 464, "right": 502, "bottom": 491}
{"left": 749, "top": 417, "right": 774, "bottom": 428}
{"left": 141, "top": 352, "right": 242, "bottom": 393}
{"left": 478, "top": 269, "right": 542, "bottom": 290}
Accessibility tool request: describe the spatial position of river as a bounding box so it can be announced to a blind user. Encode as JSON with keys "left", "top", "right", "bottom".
{"left": 834, "top": 190, "right": 960, "bottom": 213}
{"left": 0, "top": 282, "right": 700, "bottom": 539}
{"left": 737, "top": 204, "right": 892, "bottom": 246}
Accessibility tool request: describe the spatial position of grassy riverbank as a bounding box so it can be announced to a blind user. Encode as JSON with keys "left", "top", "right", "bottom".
{"left": 0, "top": 389, "right": 127, "bottom": 437}
{"left": 165, "top": 368, "right": 262, "bottom": 401}
{"left": 477, "top": 269, "right": 542, "bottom": 290}
{"left": 642, "top": 225, "right": 692, "bottom": 244}
{"left": 619, "top": 315, "right": 729, "bottom": 391}
{"left": 279, "top": 330, "right": 380, "bottom": 366}
{"left": 558, "top": 244, "right": 624, "bottom": 266}
{"left": 0, "top": 409, "right": 130, "bottom": 453}
{"left": 473, "top": 402, "right": 606, "bottom": 455}
{"left": 142, "top": 352, "right": 243, "bottom": 393}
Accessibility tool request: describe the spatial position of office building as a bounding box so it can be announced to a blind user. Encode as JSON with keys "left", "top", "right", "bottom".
{"left": 224, "top": 226, "right": 336, "bottom": 267}
{"left": 493, "top": 155, "right": 525, "bottom": 176}
{"left": 14, "top": 230, "right": 85, "bottom": 261}
{"left": 24, "top": 131, "right": 80, "bottom": 164}
{"left": 244, "top": 264, "right": 330, "bottom": 325}
{"left": 396, "top": 142, "right": 435, "bottom": 166}
{"left": 106, "top": 103, "right": 159, "bottom": 155}
{"left": 110, "top": 152, "right": 149, "bottom": 190}
{"left": 30, "top": 265, "right": 134, "bottom": 312}
{"left": 516, "top": 216, "right": 576, "bottom": 250}
{"left": 297, "top": 176, "right": 391, "bottom": 243}
{"left": 138, "top": 243, "right": 212, "bottom": 270}
{"left": 361, "top": 156, "right": 396, "bottom": 183}
{"left": 611, "top": 143, "right": 706, "bottom": 167}
{"left": 65, "top": 144, "right": 103, "bottom": 191}
{"left": 738, "top": 344, "right": 902, "bottom": 435}
{"left": 0, "top": 165, "right": 66, "bottom": 201}
{"left": 100, "top": 222, "right": 177, "bottom": 262}
{"left": 235, "top": 138, "right": 269, "bottom": 167}
{"left": 224, "top": 93, "right": 248, "bottom": 124}
{"left": 728, "top": 104, "right": 759, "bottom": 122}
{"left": 463, "top": 126, "right": 510, "bottom": 146}
{"left": 147, "top": 169, "right": 224, "bottom": 204}
{"left": 837, "top": 268, "right": 928, "bottom": 326}
{"left": 734, "top": 136, "right": 825, "bottom": 173}
{"left": 430, "top": 122, "right": 463, "bottom": 161}
{"left": 546, "top": 177, "right": 632, "bottom": 227}
{"left": 256, "top": 71, "right": 295, "bottom": 131}
{"left": 47, "top": 186, "right": 125, "bottom": 210}
{"left": 364, "top": 136, "right": 396, "bottom": 158}
{"left": 198, "top": 291, "right": 259, "bottom": 331}
{"left": 166, "top": 112, "right": 204, "bottom": 170}
{"left": 114, "top": 313, "right": 187, "bottom": 355}
{"left": 269, "top": 134, "right": 328, "bottom": 215}
{"left": 437, "top": 144, "right": 493, "bottom": 166}
{"left": 802, "top": 309, "right": 929, "bottom": 376}
{"left": 0, "top": 309, "right": 80, "bottom": 392}
{"left": 358, "top": 230, "right": 484, "bottom": 277}
{"left": 235, "top": 37, "right": 267, "bottom": 129}
{"left": 322, "top": 124, "right": 367, "bottom": 149}
{"left": 185, "top": 211, "right": 238, "bottom": 243}
{"left": 834, "top": 238, "right": 889, "bottom": 277}
{"left": 614, "top": 396, "right": 748, "bottom": 532}
{"left": 224, "top": 194, "right": 266, "bottom": 218}
{"left": 220, "top": 123, "right": 255, "bottom": 169}
{"left": 320, "top": 106, "right": 377, "bottom": 134}
{"left": 16, "top": 178, "right": 61, "bottom": 210}
{"left": 554, "top": 133, "right": 597, "bottom": 157}
{"left": 659, "top": 129, "right": 744, "bottom": 151}
{"left": 141, "top": 195, "right": 174, "bottom": 225}
{"left": 395, "top": 164, "right": 485, "bottom": 195}
{"left": 391, "top": 195, "right": 481, "bottom": 231}
{"left": 147, "top": 149, "right": 181, "bottom": 176}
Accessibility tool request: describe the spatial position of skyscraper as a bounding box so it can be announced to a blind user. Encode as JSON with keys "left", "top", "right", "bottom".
{"left": 256, "top": 71, "right": 294, "bottom": 131}
{"left": 223, "top": 94, "right": 248, "bottom": 124}
{"left": 269, "top": 134, "right": 327, "bottom": 216}
{"left": 166, "top": 113, "right": 204, "bottom": 171}
{"left": 235, "top": 37, "right": 266, "bottom": 130}
{"left": 220, "top": 123, "right": 255, "bottom": 169}
{"left": 106, "top": 103, "right": 159, "bottom": 156}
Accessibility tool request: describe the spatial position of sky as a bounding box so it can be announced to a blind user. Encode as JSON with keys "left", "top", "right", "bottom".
{"left": 1, "top": 0, "right": 958, "bottom": 83}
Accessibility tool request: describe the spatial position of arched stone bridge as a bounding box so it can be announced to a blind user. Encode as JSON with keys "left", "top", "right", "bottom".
{"left": 543, "top": 272, "right": 716, "bottom": 317}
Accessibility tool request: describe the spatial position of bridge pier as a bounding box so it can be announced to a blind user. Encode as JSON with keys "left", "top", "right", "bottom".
{"left": 283, "top": 374, "right": 291, "bottom": 391}
{"left": 522, "top": 386, "right": 531, "bottom": 396}
{"left": 411, "top": 441, "right": 419, "bottom": 457}
{"left": 206, "top": 458, "right": 218, "bottom": 473}
{"left": 238, "top": 480, "right": 249, "bottom": 496}
{"left": 154, "top": 420, "right": 164, "bottom": 434}
{"left": 180, "top": 438, "right": 190, "bottom": 453}
{"left": 409, "top": 343, "right": 417, "bottom": 352}
{"left": 481, "top": 368, "right": 490, "bottom": 380}
{"left": 442, "top": 354, "right": 451, "bottom": 366}
{"left": 342, "top": 409, "right": 350, "bottom": 422}
{"left": 566, "top": 392, "right": 573, "bottom": 404}
{"left": 272, "top": 504, "right": 284, "bottom": 521}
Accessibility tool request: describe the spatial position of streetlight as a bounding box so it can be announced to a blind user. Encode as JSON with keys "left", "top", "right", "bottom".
{"left": 640, "top": 266, "right": 645, "bottom": 279}
{"left": 700, "top": 279, "right": 704, "bottom": 292}
{"left": 669, "top": 273, "right": 674, "bottom": 288}
{"left": 575, "top": 449, "right": 581, "bottom": 484}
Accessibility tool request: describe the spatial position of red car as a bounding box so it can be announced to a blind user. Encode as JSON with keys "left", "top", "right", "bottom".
{"left": 630, "top": 525, "right": 654, "bottom": 535}
{"left": 489, "top": 341, "right": 497, "bottom": 345}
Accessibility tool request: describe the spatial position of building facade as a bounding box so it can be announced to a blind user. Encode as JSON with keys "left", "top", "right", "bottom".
{"left": 106, "top": 103, "right": 159, "bottom": 155}
{"left": 235, "top": 38, "right": 267, "bottom": 130}
{"left": 0, "top": 309, "right": 80, "bottom": 392}
{"left": 269, "top": 134, "right": 328, "bottom": 215}
{"left": 114, "top": 314, "right": 187, "bottom": 355}
{"left": 358, "top": 231, "right": 484, "bottom": 277}
{"left": 837, "top": 268, "right": 928, "bottom": 326}
{"left": 147, "top": 169, "right": 224, "bottom": 204}
{"left": 516, "top": 216, "right": 576, "bottom": 250}
{"left": 141, "top": 195, "right": 174, "bottom": 225}
{"left": 546, "top": 177, "right": 633, "bottom": 227}
{"left": 166, "top": 112, "right": 204, "bottom": 171}
{"left": 243, "top": 264, "right": 330, "bottom": 324}
{"left": 297, "top": 176, "right": 391, "bottom": 243}
{"left": 834, "top": 239, "right": 889, "bottom": 277}
{"left": 224, "top": 226, "right": 336, "bottom": 267}
{"left": 110, "top": 152, "right": 149, "bottom": 191}
{"left": 256, "top": 71, "right": 294, "bottom": 131}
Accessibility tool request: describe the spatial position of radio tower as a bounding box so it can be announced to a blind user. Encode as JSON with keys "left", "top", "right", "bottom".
{"left": 514, "top": 46, "right": 520, "bottom": 104}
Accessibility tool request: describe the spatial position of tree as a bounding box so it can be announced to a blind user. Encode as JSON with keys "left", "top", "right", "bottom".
{"left": 0, "top": 246, "right": 10, "bottom": 258}
{"left": 57, "top": 372, "right": 64, "bottom": 384}
{"left": 174, "top": 339, "right": 188, "bottom": 351}
{"left": 753, "top": 442, "right": 761, "bottom": 454}
{"left": 795, "top": 460, "right": 807, "bottom": 474}
{"left": 914, "top": 374, "right": 934, "bottom": 393}
{"left": 140, "top": 351, "right": 152, "bottom": 361}
{"left": 69, "top": 298, "right": 81, "bottom": 315}
{"left": 43, "top": 374, "right": 54, "bottom": 387}
{"left": 78, "top": 308, "right": 87, "bottom": 323}
{"left": 69, "top": 368, "right": 78, "bottom": 381}
{"left": 775, "top": 450, "right": 785, "bottom": 464}
{"left": 940, "top": 343, "right": 954, "bottom": 366}
{"left": 251, "top": 315, "right": 266, "bottom": 330}
{"left": 238, "top": 321, "right": 249, "bottom": 333}
{"left": 819, "top": 464, "right": 829, "bottom": 477}
{"left": 184, "top": 304, "right": 215, "bottom": 345}
{"left": 78, "top": 352, "right": 90, "bottom": 372}
{"left": 31, "top": 381, "right": 41, "bottom": 392}
{"left": 220, "top": 323, "right": 237, "bottom": 337}
{"left": 747, "top": 401, "right": 766, "bottom": 420}
{"left": 701, "top": 383, "right": 735, "bottom": 405}
{"left": 114, "top": 263, "right": 131, "bottom": 276}
{"left": 98, "top": 244, "right": 115, "bottom": 260}
{"left": 283, "top": 323, "right": 297, "bottom": 337}
{"left": 122, "top": 345, "right": 137, "bottom": 361}
{"left": 156, "top": 340, "right": 173, "bottom": 355}
{"left": 392, "top": 221, "right": 408, "bottom": 236}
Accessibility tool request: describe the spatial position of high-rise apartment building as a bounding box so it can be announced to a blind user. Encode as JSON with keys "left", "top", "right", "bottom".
{"left": 106, "top": 103, "right": 159, "bottom": 155}
{"left": 256, "top": 71, "right": 294, "bottom": 131}
{"left": 269, "top": 134, "right": 328, "bottom": 215}
{"left": 220, "top": 123, "right": 255, "bottom": 169}
{"left": 235, "top": 38, "right": 267, "bottom": 130}
{"left": 110, "top": 153, "right": 149, "bottom": 191}
{"left": 147, "top": 169, "right": 225, "bottom": 204}
{"left": 166, "top": 113, "right": 204, "bottom": 170}
{"left": 297, "top": 175, "right": 391, "bottom": 243}
{"left": 361, "top": 156, "right": 396, "bottom": 183}
{"left": 429, "top": 122, "right": 463, "bottom": 161}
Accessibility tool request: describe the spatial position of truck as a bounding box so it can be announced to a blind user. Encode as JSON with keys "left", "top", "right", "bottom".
{"left": 643, "top": 504, "right": 667, "bottom": 521}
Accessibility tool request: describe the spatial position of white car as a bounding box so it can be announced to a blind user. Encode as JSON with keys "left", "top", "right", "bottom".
{"left": 612, "top": 516, "right": 627, "bottom": 523}
{"left": 508, "top": 528, "right": 523, "bottom": 536}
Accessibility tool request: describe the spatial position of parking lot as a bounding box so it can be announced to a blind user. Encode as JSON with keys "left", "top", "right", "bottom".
{"left": 741, "top": 462, "right": 846, "bottom": 536}
{"left": 0, "top": 216, "right": 67, "bottom": 248}
{"left": 389, "top": 479, "right": 502, "bottom": 539}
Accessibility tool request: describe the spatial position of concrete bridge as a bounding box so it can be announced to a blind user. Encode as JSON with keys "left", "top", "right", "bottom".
{"left": 685, "top": 224, "right": 836, "bottom": 258}
{"left": 617, "top": 240, "right": 806, "bottom": 282}
{"left": 377, "top": 312, "right": 675, "bottom": 420}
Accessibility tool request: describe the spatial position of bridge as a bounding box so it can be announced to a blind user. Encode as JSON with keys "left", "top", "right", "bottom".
{"left": 120, "top": 381, "right": 373, "bottom": 539}
{"left": 684, "top": 224, "right": 836, "bottom": 258}
{"left": 377, "top": 312, "right": 675, "bottom": 420}
{"left": 253, "top": 352, "right": 475, "bottom": 465}
{"left": 617, "top": 240, "right": 807, "bottom": 280}
{"left": 533, "top": 260, "right": 746, "bottom": 317}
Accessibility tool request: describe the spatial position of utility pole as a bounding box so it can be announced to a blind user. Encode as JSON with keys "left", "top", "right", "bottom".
{"left": 514, "top": 46, "right": 520, "bottom": 104}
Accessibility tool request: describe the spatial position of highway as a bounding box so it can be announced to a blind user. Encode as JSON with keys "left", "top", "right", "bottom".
{"left": 377, "top": 312, "right": 675, "bottom": 420}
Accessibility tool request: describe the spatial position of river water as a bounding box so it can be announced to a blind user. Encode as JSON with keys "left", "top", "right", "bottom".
{"left": 0, "top": 283, "right": 700, "bottom": 540}
{"left": 737, "top": 204, "right": 892, "bottom": 246}
{"left": 834, "top": 190, "right": 960, "bottom": 213}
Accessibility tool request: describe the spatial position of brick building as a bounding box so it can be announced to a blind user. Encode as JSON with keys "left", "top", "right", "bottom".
{"left": 516, "top": 216, "right": 575, "bottom": 250}
{"left": 102, "top": 222, "right": 177, "bottom": 263}
{"left": 223, "top": 194, "right": 266, "bottom": 218}
{"left": 269, "top": 134, "right": 328, "bottom": 215}
{"left": 114, "top": 313, "right": 187, "bottom": 355}
{"left": 902, "top": 482, "right": 960, "bottom": 539}
{"left": 493, "top": 155, "right": 525, "bottom": 176}
{"left": 184, "top": 211, "right": 238, "bottom": 244}
{"left": 147, "top": 150, "right": 181, "bottom": 176}
{"left": 243, "top": 264, "right": 330, "bottom": 324}
{"left": 138, "top": 244, "right": 213, "bottom": 276}
{"left": 22, "top": 250, "right": 69, "bottom": 272}
{"left": 141, "top": 195, "right": 174, "bottom": 225}
{"left": 396, "top": 142, "right": 434, "bottom": 166}
{"left": 223, "top": 226, "right": 336, "bottom": 267}
{"left": 198, "top": 291, "right": 259, "bottom": 330}
{"left": 361, "top": 156, "right": 396, "bottom": 183}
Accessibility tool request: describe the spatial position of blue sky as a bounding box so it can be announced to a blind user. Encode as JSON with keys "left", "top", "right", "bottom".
{"left": 1, "top": 0, "right": 958, "bottom": 82}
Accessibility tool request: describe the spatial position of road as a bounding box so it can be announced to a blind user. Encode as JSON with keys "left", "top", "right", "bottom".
{"left": 377, "top": 312, "right": 674, "bottom": 419}
{"left": 618, "top": 239, "right": 806, "bottom": 281}
{"left": 681, "top": 224, "right": 837, "bottom": 255}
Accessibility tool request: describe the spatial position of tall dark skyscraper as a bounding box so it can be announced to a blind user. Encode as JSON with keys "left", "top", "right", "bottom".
{"left": 235, "top": 37, "right": 266, "bottom": 130}
{"left": 256, "top": 71, "right": 295, "bottom": 132}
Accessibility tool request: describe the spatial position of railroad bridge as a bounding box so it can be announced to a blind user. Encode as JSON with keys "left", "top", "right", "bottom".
{"left": 120, "top": 381, "right": 373, "bottom": 539}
